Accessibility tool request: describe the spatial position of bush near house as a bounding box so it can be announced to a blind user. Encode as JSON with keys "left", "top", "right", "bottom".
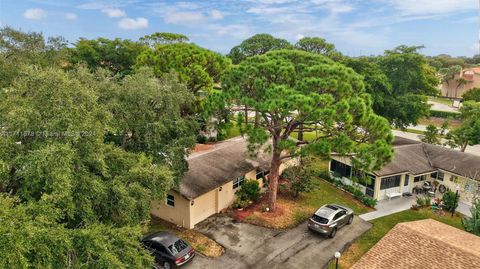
{"left": 442, "top": 190, "right": 459, "bottom": 212}
{"left": 281, "top": 166, "right": 317, "bottom": 197}
{"left": 233, "top": 180, "right": 261, "bottom": 209}
{"left": 319, "top": 172, "right": 378, "bottom": 208}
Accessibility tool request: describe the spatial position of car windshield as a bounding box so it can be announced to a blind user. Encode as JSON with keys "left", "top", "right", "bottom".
{"left": 168, "top": 239, "right": 188, "bottom": 255}
{"left": 311, "top": 214, "right": 329, "bottom": 224}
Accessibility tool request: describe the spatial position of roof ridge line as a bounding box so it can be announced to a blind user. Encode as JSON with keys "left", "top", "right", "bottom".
{"left": 188, "top": 137, "right": 245, "bottom": 160}
{"left": 421, "top": 143, "right": 434, "bottom": 169}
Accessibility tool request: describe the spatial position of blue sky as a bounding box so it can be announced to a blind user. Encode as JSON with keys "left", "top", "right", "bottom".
{"left": 1, "top": 0, "right": 479, "bottom": 56}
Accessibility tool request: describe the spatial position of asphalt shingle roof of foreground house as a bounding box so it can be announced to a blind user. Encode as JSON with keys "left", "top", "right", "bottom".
{"left": 351, "top": 219, "right": 480, "bottom": 269}
{"left": 178, "top": 137, "right": 271, "bottom": 200}
{"left": 375, "top": 137, "right": 480, "bottom": 180}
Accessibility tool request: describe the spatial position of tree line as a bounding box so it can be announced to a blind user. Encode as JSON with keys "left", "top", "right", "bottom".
{"left": 0, "top": 26, "right": 475, "bottom": 267}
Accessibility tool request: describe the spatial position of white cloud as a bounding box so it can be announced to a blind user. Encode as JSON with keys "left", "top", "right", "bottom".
{"left": 295, "top": 34, "right": 305, "bottom": 40}
{"left": 209, "top": 10, "right": 224, "bottom": 20}
{"left": 65, "top": 12, "right": 77, "bottom": 20}
{"left": 390, "top": 0, "right": 474, "bottom": 16}
{"left": 118, "top": 17, "right": 149, "bottom": 29}
{"left": 164, "top": 11, "right": 206, "bottom": 25}
{"left": 212, "top": 24, "right": 252, "bottom": 39}
{"left": 102, "top": 8, "right": 126, "bottom": 18}
{"left": 23, "top": 8, "right": 46, "bottom": 20}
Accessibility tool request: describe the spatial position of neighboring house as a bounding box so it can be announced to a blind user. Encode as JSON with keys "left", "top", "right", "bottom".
{"left": 351, "top": 219, "right": 480, "bottom": 268}
{"left": 151, "top": 137, "right": 297, "bottom": 229}
{"left": 330, "top": 137, "right": 480, "bottom": 204}
{"left": 441, "top": 67, "right": 480, "bottom": 98}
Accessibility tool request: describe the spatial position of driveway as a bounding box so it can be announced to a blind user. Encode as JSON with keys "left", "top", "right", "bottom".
{"left": 182, "top": 215, "right": 371, "bottom": 269}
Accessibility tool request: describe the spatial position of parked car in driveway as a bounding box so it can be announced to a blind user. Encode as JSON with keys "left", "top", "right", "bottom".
{"left": 142, "top": 231, "right": 195, "bottom": 269}
{"left": 307, "top": 204, "right": 354, "bottom": 238}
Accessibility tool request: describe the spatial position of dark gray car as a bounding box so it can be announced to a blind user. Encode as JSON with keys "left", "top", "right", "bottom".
{"left": 142, "top": 231, "right": 195, "bottom": 269}
{"left": 307, "top": 204, "right": 354, "bottom": 238}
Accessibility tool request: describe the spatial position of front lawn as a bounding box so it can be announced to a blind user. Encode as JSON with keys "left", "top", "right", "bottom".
{"left": 337, "top": 208, "right": 464, "bottom": 268}
{"left": 147, "top": 218, "right": 224, "bottom": 258}
{"left": 240, "top": 177, "right": 372, "bottom": 229}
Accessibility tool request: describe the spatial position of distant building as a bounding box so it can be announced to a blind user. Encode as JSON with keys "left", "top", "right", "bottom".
{"left": 441, "top": 67, "right": 480, "bottom": 98}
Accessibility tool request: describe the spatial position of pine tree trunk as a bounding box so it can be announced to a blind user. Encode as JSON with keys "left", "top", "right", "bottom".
{"left": 254, "top": 111, "right": 259, "bottom": 128}
{"left": 244, "top": 105, "right": 249, "bottom": 125}
{"left": 297, "top": 123, "right": 304, "bottom": 142}
{"left": 268, "top": 138, "right": 281, "bottom": 211}
{"left": 461, "top": 141, "right": 468, "bottom": 152}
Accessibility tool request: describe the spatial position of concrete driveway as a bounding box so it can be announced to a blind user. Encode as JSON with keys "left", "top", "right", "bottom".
{"left": 182, "top": 215, "right": 371, "bottom": 269}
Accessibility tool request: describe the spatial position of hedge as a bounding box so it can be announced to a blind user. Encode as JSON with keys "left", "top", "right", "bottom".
{"left": 429, "top": 110, "right": 461, "bottom": 119}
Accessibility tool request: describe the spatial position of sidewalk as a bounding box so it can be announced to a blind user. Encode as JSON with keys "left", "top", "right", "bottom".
{"left": 359, "top": 196, "right": 472, "bottom": 221}
{"left": 359, "top": 196, "right": 415, "bottom": 221}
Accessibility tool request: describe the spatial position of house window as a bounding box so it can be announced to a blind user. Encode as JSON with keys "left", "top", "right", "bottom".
{"left": 414, "top": 175, "right": 427, "bottom": 182}
{"left": 380, "top": 175, "right": 401, "bottom": 190}
{"left": 233, "top": 176, "right": 245, "bottom": 189}
{"left": 166, "top": 194, "right": 175, "bottom": 207}
{"left": 437, "top": 171, "right": 444, "bottom": 181}
{"left": 330, "top": 159, "right": 352, "bottom": 178}
{"left": 404, "top": 175, "right": 409, "bottom": 186}
{"left": 256, "top": 170, "right": 269, "bottom": 180}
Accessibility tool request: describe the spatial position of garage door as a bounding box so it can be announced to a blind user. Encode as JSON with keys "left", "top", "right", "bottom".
{"left": 190, "top": 190, "right": 217, "bottom": 227}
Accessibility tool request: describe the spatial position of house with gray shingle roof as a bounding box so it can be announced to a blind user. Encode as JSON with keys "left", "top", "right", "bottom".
{"left": 330, "top": 137, "right": 480, "bottom": 204}
{"left": 150, "top": 137, "right": 297, "bottom": 229}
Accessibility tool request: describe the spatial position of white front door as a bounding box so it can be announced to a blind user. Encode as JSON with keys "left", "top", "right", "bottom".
{"left": 403, "top": 176, "right": 410, "bottom": 193}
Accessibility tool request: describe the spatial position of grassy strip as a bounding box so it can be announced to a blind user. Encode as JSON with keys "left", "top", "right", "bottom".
{"left": 428, "top": 96, "right": 453, "bottom": 106}
{"left": 336, "top": 208, "right": 464, "bottom": 268}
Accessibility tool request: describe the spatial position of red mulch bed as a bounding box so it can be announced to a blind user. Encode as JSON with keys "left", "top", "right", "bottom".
{"left": 231, "top": 178, "right": 290, "bottom": 222}
{"left": 194, "top": 143, "right": 214, "bottom": 153}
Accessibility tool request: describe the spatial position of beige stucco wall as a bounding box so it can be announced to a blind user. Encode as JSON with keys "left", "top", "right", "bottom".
{"left": 190, "top": 189, "right": 217, "bottom": 228}
{"left": 151, "top": 190, "right": 192, "bottom": 228}
{"left": 216, "top": 180, "right": 235, "bottom": 213}
{"left": 440, "top": 171, "right": 479, "bottom": 205}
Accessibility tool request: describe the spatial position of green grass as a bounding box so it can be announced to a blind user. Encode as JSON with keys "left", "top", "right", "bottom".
{"left": 225, "top": 124, "right": 242, "bottom": 139}
{"left": 290, "top": 131, "right": 318, "bottom": 142}
{"left": 303, "top": 178, "right": 371, "bottom": 215}
{"left": 338, "top": 208, "right": 464, "bottom": 268}
{"left": 428, "top": 96, "right": 453, "bottom": 106}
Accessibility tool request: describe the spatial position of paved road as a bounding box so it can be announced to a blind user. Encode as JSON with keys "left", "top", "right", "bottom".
{"left": 393, "top": 130, "right": 480, "bottom": 157}
{"left": 183, "top": 215, "right": 371, "bottom": 269}
{"left": 428, "top": 101, "right": 459, "bottom": 112}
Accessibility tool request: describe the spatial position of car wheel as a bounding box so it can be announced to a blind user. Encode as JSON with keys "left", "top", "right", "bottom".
{"left": 163, "top": 261, "right": 171, "bottom": 269}
{"left": 329, "top": 228, "right": 337, "bottom": 238}
{"left": 347, "top": 215, "right": 353, "bottom": 225}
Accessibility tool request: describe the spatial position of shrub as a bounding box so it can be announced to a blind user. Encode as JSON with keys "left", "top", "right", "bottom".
{"left": 281, "top": 166, "right": 317, "bottom": 197}
{"left": 196, "top": 134, "right": 207, "bottom": 144}
{"left": 232, "top": 196, "right": 249, "bottom": 209}
{"left": 361, "top": 197, "right": 378, "bottom": 208}
{"left": 430, "top": 110, "right": 461, "bottom": 119}
{"left": 442, "top": 190, "right": 459, "bottom": 212}
{"left": 237, "top": 180, "right": 261, "bottom": 202}
{"left": 416, "top": 196, "right": 426, "bottom": 207}
{"left": 462, "top": 198, "right": 480, "bottom": 236}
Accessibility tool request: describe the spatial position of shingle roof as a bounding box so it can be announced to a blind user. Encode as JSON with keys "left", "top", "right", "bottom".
{"left": 351, "top": 219, "right": 480, "bottom": 269}
{"left": 178, "top": 137, "right": 271, "bottom": 200}
{"left": 374, "top": 137, "right": 480, "bottom": 180}
{"left": 375, "top": 144, "right": 435, "bottom": 177}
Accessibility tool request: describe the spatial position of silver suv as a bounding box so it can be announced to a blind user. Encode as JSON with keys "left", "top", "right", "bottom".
{"left": 307, "top": 204, "right": 354, "bottom": 238}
